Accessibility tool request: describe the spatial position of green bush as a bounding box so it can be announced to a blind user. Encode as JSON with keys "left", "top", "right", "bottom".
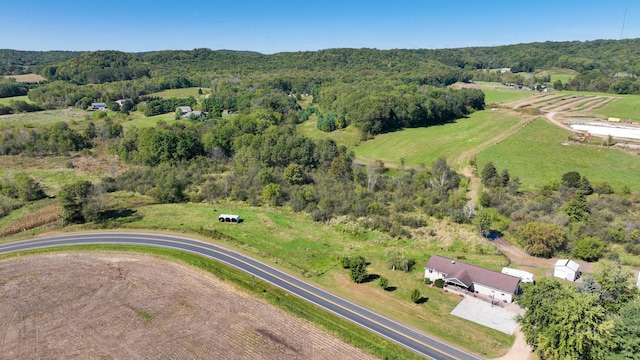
{"left": 410, "top": 288, "right": 421, "bottom": 303}
{"left": 378, "top": 276, "right": 388, "bottom": 290}
{"left": 434, "top": 278, "right": 445, "bottom": 288}
{"left": 424, "top": 278, "right": 432, "bottom": 285}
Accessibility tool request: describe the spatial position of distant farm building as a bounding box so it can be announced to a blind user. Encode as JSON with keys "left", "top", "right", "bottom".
{"left": 218, "top": 214, "right": 241, "bottom": 223}
{"left": 501, "top": 267, "right": 535, "bottom": 283}
{"left": 608, "top": 117, "right": 621, "bottom": 123}
{"left": 425, "top": 255, "right": 521, "bottom": 303}
{"left": 91, "top": 102, "right": 106, "bottom": 110}
{"left": 500, "top": 68, "right": 512, "bottom": 73}
{"left": 115, "top": 99, "right": 126, "bottom": 107}
{"left": 176, "top": 106, "right": 204, "bottom": 119}
{"left": 553, "top": 259, "right": 580, "bottom": 281}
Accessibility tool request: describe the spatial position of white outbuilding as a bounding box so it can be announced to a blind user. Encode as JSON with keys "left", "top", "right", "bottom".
{"left": 553, "top": 259, "right": 580, "bottom": 281}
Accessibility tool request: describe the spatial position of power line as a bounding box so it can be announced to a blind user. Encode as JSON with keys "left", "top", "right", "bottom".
{"left": 621, "top": 7, "right": 628, "bottom": 39}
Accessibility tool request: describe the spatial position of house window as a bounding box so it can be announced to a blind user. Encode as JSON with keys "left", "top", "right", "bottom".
{"left": 428, "top": 270, "right": 432, "bottom": 273}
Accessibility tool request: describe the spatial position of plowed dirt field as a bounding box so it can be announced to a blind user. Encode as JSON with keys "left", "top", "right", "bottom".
{"left": 0, "top": 252, "right": 375, "bottom": 360}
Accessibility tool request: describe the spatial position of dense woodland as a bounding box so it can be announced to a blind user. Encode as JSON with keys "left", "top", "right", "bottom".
{"left": 2, "top": 39, "right": 640, "bottom": 359}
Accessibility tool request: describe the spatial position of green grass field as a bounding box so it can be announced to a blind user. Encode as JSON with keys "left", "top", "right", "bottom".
{"left": 352, "top": 110, "right": 523, "bottom": 169}
{"left": 121, "top": 112, "right": 177, "bottom": 128}
{"left": 476, "top": 118, "right": 640, "bottom": 191}
{"left": 549, "top": 74, "right": 576, "bottom": 84}
{"left": 592, "top": 95, "right": 640, "bottom": 121}
{"left": 482, "top": 88, "right": 539, "bottom": 104}
{"left": 149, "top": 87, "right": 207, "bottom": 99}
{"left": 0, "top": 95, "right": 33, "bottom": 106}
{"left": 0, "top": 108, "right": 88, "bottom": 129}
{"left": 297, "top": 118, "right": 362, "bottom": 148}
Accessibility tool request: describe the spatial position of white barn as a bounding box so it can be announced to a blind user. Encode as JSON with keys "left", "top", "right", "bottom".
{"left": 425, "top": 255, "right": 521, "bottom": 303}
{"left": 554, "top": 259, "right": 580, "bottom": 281}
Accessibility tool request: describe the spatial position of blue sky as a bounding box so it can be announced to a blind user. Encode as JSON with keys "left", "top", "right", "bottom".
{"left": 2, "top": 0, "right": 638, "bottom": 53}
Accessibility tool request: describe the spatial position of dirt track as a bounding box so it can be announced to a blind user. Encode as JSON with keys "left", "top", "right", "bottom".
{"left": 0, "top": 252, "right": 375, "bottom": 360}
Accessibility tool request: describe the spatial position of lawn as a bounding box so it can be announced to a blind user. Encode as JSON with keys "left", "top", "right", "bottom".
{"left": 352, "top": 110, "right": 523, "bottom": 169}
{"left": 476, "top": 118, "right": 640, "bottom": 191}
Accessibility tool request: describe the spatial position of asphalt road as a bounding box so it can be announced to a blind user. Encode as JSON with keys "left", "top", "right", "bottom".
{"left": 0, "top": 232, "right": 483, "bottom": 360}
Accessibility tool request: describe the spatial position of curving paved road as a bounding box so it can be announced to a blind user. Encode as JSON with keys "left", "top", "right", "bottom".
{"left": 0, "top": 232, "right": 483, "bottom": 360}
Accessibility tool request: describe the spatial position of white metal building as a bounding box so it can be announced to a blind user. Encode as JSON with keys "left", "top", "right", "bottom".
{"left": 553, "top": 259, "right": 580, "bottom": 281}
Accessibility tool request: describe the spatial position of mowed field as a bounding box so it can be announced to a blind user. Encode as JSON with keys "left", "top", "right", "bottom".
{"left": 1, "top": 73, "right": 46, "bottom": 82}
{"left": 476, "top": 118, "right": 640, "bottom": 191}
{"left": 0, "top": 95, "right": 33, "bottom": 106}
{"left": 149, "top": 87, "right": 207, "bottom": 98}
{"left": 353, "top": 110, "right": 525, "bottom": 169}
{"left": 340, "top": 86, "right": 640, "bottom": 191}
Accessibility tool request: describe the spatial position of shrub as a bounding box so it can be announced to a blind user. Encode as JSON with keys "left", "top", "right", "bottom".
{"left": 378, "top": 276, "right": 388, "bottom": 290}
{"left": 424, "top": 278, "right": 432, "bottom": 285}
{"left": 574, "top": 237, "right": 605, "bottom": 262}
{"left": 434, "top": 278, "right": 445, "bottom": 288}
{"left": 410, "top": 288, "right": 421, "bottom": 303}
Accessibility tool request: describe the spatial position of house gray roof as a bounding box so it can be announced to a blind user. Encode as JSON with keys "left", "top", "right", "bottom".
{"left": 425, "top": 255, "right": 521, "bottom": 294}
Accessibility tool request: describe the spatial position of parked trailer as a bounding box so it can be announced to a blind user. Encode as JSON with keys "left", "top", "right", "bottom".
{"left": 218, "top": 214, "right": 241, "bottom": 223}
{"left": 501, "top": 267, "right": 535, "bottom": 283}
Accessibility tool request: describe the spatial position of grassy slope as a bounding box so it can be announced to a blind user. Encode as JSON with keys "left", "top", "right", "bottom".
{"left": 0, "top": 95, "right": 33, "bottom": 106}
{"left": 353, "top": 111, "right": 522, "bottom": 169}
{"left": 107, "top": 202, "right": 512, "bottom": 357}
{"left": 121, "top": 112, "right": 176, "bottom": 128}
{"left": 476, "top": 118, "right": 640, "bottom": 191}
{"left": 482, "top": 87, "right": 539, "bottom": 104}
{"left": 592, "top": 94, "right": 640, "bottom": 121}
{"left": 149, "top": 87, "right": 207, "bottom": 99}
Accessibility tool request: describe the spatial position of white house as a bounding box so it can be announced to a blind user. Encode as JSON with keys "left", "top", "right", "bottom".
{"left": 553, "top": 259, "right": 580, "bottom": 281}
{"left": 218, "top": 214, "right": 241, "bottom": 223}
{"left": 501, "top": 267, "right": 535, "bottom": 283}
{"left": 425, "top": 255, "right": 521, "bottom": 303}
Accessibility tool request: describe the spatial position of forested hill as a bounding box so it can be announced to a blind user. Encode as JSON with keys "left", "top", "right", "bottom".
{"left": 0, "top": 49, "right": 82, "bottom": 75}
{"left": 3, "top": 38, "right": 640, "bottom": 78}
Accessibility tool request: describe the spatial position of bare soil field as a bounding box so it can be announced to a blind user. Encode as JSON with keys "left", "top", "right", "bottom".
{"left": 0, "top": 252, "right": 375, "bottom": 360}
